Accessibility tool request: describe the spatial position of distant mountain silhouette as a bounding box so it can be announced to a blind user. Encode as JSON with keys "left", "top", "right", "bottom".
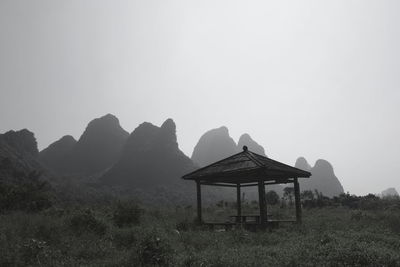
{"left": 101, "top": 119, "right": 195, "bottom": 188}
{"left": 39, "top": 135, "right": 77, "bottom": 173}
{"left": 0, "top": 129, "right": 44, "bottom": 181}
{"left": 1, "top": 129, "right": 38, "bottom": 157}
{"left": 39, "top": 114, "right": 129, "bottom": 175}
{"left": 238, "top": 134, "right": 283, "bottom": 196}
{"left": 191, "top": 126, "right": 239, "bottom": 167}
{"left": 294, "top": 157, "right": 312, "bottom": 172}
{"left": 191, "top": 127, "right": 268, "bottom": 168}
{"left": 238, "top": 133, "right": 266, "bottom": 156}
{"left": 381, "top": 188, "right": 399, "bottom": 197}
{"left": 190, "top": 128, "right": 276, "bottom": 199}
{"left": 295, "top": 157, "right": 344, "bottom": 197}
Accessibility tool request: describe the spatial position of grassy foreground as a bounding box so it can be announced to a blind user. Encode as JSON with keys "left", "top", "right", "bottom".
{"left": 1, "top": 201, "right": 400, "bottom": 267}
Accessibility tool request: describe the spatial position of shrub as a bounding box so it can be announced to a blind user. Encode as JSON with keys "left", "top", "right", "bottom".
{"left": 113, "top": 201, "right": 143, "bottom": 228}
{"left": 350, "top": 210, "right": 365, "bottom": 221}
{"left": 0, "top": 171, "right": 52, "bottom": 213}
{"left": 383, "top": 212, "right": 400, "bottom": 234}
{"left": 359, "top": 194, "right": 382, "bottom": 210}
{"left": 68, "top": 209, "right": 107, "bottom": 236}
{"left": 176, "top": 218, "right": 195, "bottom": 231}
{"left": 323, "top": 241, "right": 400, "bottom": 266}
{"left": 266, "top": 190, "right": 280, "bottom": 205}
{"left": 19, "top": 238, "right": 48, "bottom": 265}
{"left": 283, "top": 187, "right": 294, "bottom": 206}
{"left": 131, "top": 229, "right": 174, "bottom": 266}
{"left": 113, "top": 228, "right": 138, "bottom": 249}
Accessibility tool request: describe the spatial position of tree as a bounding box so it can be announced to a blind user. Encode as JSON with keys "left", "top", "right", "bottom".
{"left": 301, "top": 190, "right": 315, "bottom": 208}
{"left": 283, "top": 187, "right": 294, "bottom": 206}
{"left": 0, "top": 170, "right": 52, "bottom": 213}
{"left": 265, "top": 190, "right": 280, "bottom": 205}
{"left": 301, "top": 190, "right": 315, "bottom": 201}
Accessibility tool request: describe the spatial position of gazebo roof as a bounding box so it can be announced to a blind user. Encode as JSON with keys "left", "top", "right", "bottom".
{"left": 182, "top": 147, "right": 311, "bottom": 184}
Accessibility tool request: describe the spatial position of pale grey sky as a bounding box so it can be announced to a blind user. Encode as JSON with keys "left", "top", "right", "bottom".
{"left": 1, "top": 0, "right": 399, "bottom": 195}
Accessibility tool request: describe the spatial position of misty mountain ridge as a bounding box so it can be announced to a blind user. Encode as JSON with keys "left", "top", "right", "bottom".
{"left": 101, "top": 118, "right": 195, "bottom": 189}
{"left": 0, "top": 129, "right": 45, "bottom": 182}
{"left": 191, "top": 126, "right": 266, "bottom": 167}
{"left": 238, "top": 133, "right": 266, "bottom": 156}
{"left": 39, "top": 135, "right": 77, "bottom": 173}
{"left": 190, "top": 127, "right": 278, "bottom": 198}
{"left": 295, "top": 157, "right": 344, "bottom": 197}
{"left": 2, "top": 116, "right": 349, "bottom": 203}
{"left": 39, "top": 114, "right": 129, "bottom": 175}
{"left": 191, "top": 126, "right": 239, "bottom": 167}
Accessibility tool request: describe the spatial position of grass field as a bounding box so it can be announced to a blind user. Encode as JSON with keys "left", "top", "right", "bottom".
{"left": 1, "top": 198, "right": 400, "bottom": 267}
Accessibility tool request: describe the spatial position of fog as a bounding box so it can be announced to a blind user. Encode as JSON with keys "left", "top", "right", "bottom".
{"left": 1, "top": 0, "right": 399, "bottom": 195}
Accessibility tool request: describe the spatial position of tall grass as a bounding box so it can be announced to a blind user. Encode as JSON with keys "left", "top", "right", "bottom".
{"left": 1, "top": 199, "right": 400, "bottom": 266}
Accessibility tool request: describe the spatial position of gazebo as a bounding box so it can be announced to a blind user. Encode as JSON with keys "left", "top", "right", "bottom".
{"left": 182, "top": 146, "right": 311, "bottom": 228}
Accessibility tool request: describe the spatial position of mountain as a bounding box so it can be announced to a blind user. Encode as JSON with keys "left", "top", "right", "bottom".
{"left": 39, "top": 135, "right": 77, "bottom": 173}
{"left": 381, "top": 188, "right": 399, "bottom": 197}
{"left": 101, "top": 119, "right": 195, "bottom": 188}
{"left": 294, "top": 157, "right": 312, "bottom": 172}
{"left": 39, "top": 114, "right": 129, "bottom": 175}
{"left": 0, "top": 129, "right": 43, "bottom": 181}
{"left": 68, "top": 114, "right": 129, "bottom": 174}
{"left": 191, "top": 127, "right": 239, "bottom": 167}
{"left": 191, "top": 127, "right": 268, "bottom": 167}
{"left": 295, "top": 157, "right": 344, "bottom": 197}
{"left": 237, "top": 133, "right": 266, "bottom": 156}
{"left": 190, "top": 128, "right": 274, "bottom": 200}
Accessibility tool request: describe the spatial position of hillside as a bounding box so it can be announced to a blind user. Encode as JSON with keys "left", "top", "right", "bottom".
{"left": 101, "top": 119, "right": 195, "bottom": 189}
{"left": 295, "top": 157, "right": 344, "bottom": 197}
{"left": 39, "top": 114, "right": 129, "bottom": 175}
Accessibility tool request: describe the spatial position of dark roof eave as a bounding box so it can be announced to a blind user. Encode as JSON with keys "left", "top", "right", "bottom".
{"left": 181, "top": 149, "right": 312, "bottom": 181}
{"left": 182, "top": 169, "right": 311, "bottom": 181}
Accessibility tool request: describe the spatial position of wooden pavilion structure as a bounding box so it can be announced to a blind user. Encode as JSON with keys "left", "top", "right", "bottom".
{"left": 182, "top": 146, "right": 311, "bottom": 229}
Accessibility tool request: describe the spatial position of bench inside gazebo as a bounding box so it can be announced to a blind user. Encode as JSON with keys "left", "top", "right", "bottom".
{"left": 182, "top": 146, "right": 311, "bottom": 229}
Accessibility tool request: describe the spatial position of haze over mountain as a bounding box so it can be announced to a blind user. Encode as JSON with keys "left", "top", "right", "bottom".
{"left": 295, "top": 157, "right": 312, "bottom": 173}
{"left": 295, "top": 157, "right": 344, "bottom": 197}
{"left": 191, "top": 127, "right": 239, "bottom": 167}
{"left": 189, "top": 127, "right": 283, "bottom": 197}
{"left": 39, "top": 114, "right": 129, "bottom": 175}
{"left": 238, "top": 133, "right": 266, "bottom": 156}
{"left": 191, "top": 127, "right": 267, "bottom": 167}
{"left": 39, "top": 135, "right": 77, "bottom": 174}
{"left": 1, "top": 1, "right": 400, "bottom": 195}
{"left": 381, "top": 188, "right": 399, "bottom": 197}
{"left": 2, "top": 121, "right": 344, "bottom": 200}
{"left": 101, "top": 119, "right": 195, "bottom": 188}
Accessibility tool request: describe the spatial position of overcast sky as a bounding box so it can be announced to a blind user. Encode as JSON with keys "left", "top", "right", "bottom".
{"left": 1, "top": 0, "right": 399, "bottom": 195}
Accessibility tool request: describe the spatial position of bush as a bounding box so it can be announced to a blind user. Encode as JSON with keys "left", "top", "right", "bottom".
{"left": 131, "top": 229, "right": 174, "bottom": 266}
{"left": 113, "top": 201, "right": 143, "bottom": 228}
{"left": 0, "top": 171, "right": 52, "bottom": 213}
{"left": 176, "top": 218, "right": 195, "bottom": 232}
{"left": 383, "top": 213, "right": 400, "bottom": 234}
{"left": 68, "top": 209, "right": 107, "bottom": 236}
{"left": 113, "top": 228, "right": 138, "bottom": 249}
{"left": 359, "top": 194, "right": 382, "bottom": 210}
{"left": 19, "top": 238, "right": 48, "bottom": 265}
{"left": 323, "top": 241, "right": 400, "bottom": 266}
{"left": 266, "top": 190, "right": 280, "bottom": 205}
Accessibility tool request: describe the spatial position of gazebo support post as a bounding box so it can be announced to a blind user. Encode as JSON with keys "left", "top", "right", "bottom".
{"left": 196, "top": 180, "right": 202, "bottom": 223}
{"left": 294, "top": 178, "right": 302, "bottom": 224}
{"left": 236, "top": 183, "right": 241, "bottom": 223}
{"left": 258, "top": 179, "right": 267, "bottom": 228}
